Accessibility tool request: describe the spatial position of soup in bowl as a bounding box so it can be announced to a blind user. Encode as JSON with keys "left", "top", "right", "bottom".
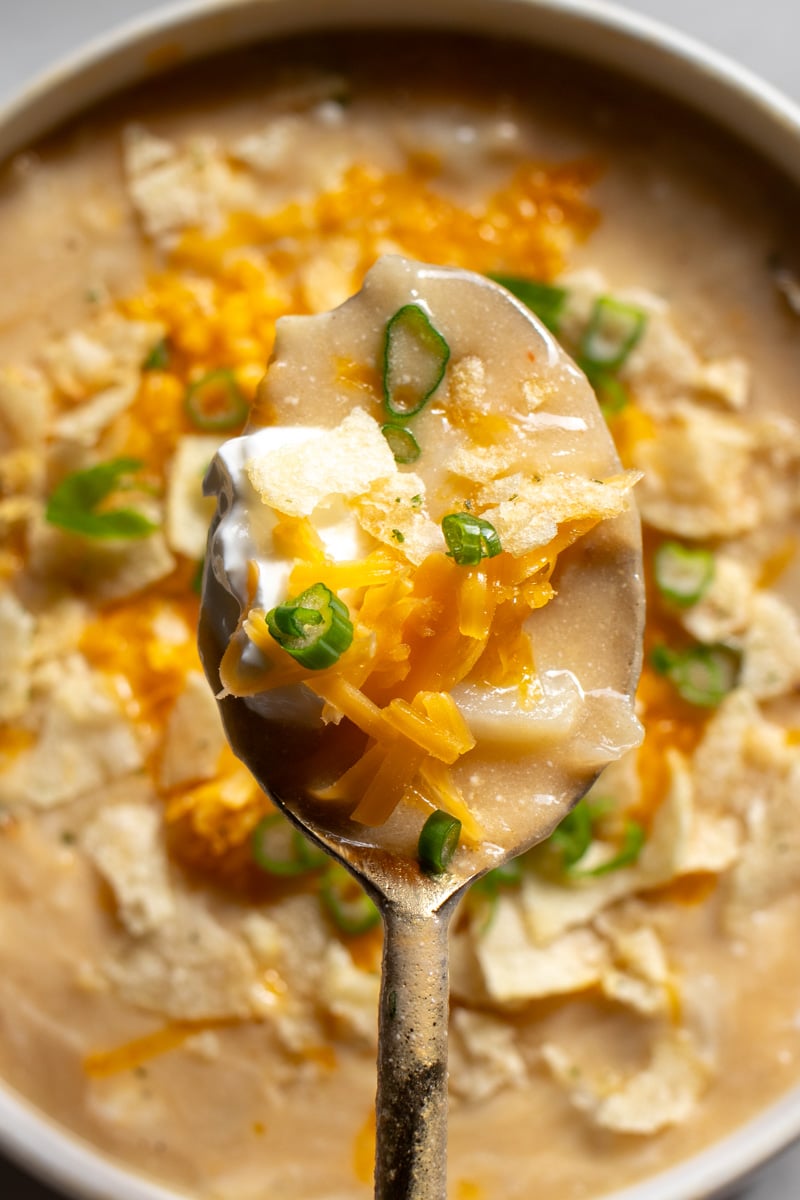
{"left": 0, "top": 4, "right": 799, "bottom": 1199}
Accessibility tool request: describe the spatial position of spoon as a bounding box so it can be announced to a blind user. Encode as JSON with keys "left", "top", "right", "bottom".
{"left": 198, "top": 256, "right": 645, "bottom": 1200}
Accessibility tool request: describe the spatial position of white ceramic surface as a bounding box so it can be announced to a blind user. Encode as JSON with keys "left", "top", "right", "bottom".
{"left": 1, "top": 2, "right": 799, "bottom": 1199}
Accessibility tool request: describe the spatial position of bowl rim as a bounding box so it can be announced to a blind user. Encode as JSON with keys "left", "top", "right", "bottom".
{"left": 1, "top": 2, "right": 800, "bottom": 1199}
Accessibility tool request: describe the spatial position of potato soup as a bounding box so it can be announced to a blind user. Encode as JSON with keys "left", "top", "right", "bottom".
{"left": 0, "top": 32, "right": 799, "bottom": 1200}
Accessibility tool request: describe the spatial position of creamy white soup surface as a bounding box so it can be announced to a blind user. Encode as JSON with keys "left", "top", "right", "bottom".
{"left": 1, "top": 33, "right": 800, "bottom": 1200}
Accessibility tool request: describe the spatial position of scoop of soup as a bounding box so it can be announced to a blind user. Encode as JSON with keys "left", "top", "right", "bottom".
{"left": 203, "top": 254, "right": 643, "bottom": 868}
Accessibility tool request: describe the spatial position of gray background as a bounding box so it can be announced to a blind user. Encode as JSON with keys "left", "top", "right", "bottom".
{"left": 0, "top": 1, "right": 797, "bottom": 1198}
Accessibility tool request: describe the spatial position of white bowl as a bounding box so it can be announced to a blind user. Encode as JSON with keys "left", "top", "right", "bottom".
{"left": 1, "top": 3, "right": 800, "bottom": 1199}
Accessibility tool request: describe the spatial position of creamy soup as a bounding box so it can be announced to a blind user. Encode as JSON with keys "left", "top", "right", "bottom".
{"left": 1, "top": 32, "right": 800, "bottom": 1200}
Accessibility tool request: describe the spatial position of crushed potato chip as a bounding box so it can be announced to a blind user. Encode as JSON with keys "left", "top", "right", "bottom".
{"left": 246, "top": 407, "right": 396, "bottom": 517}
{"left": 541, "top": 1032, "right": 709, "bottom": 1134}
{"left": 478, "top": 470, "right": 640, "bottom": 557}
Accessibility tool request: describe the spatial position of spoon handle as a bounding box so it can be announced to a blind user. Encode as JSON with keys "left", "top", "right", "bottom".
{"left": 374, "top": 899, "right": 455, "bottom": 1200}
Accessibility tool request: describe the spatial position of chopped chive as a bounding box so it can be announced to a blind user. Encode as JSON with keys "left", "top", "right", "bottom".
{"left": 252, "top": 813, "right": 325, "bottom": 877}
{"left": 488, "top": 274, "right": 568, "bottom": 333}
{"left": 381, "top": 422, "right": 421, "bottom": 464}
{"left": 539, "top": 797, "right": 645, "bottom": 879}
{"left": 294, "top": 834, "right": 329, "bottom": 871}
{"left": 185, "top": 368, "right": 248, "bottom": 431}
{"left": 143, "top": 337, "right": 170, "bottom": 371}
{"left": 549, "top": 800, "right": 593, "bottom": 869}
{"left": 418, "top": 809, "right": 462, "bottom": 875}
{"left": 442, "top": 512, "right": 502, "bottom": 566}
{"left": 320, "top": 865, "right": 380, "bottom": 935}
{"left": 382, "top": 304, "right": 450, "bottom": 417}
{"left": 469, "top": 858, "right": 525, "bottom": 933}
{"left": 654, "top": 541, "right": 715, "bottom": 607}
{"left": 571, "top": 819, "right": 645, "bottom": 877}
{"left": 45, "top": 458, "right": 158, "bottom": 540}
{"left": 391, "top": 529, "right": 405, "bottom": 543}
{"left": 474, "top": 858, "right": 524, "bottom": 893}
{"left": 579, "top": 296, "right": 648, "bottom": 372}
{"left": 266, "top": 582, "right": 353, "bottom": 670}
{"left": 580, "top": 362, "right": 629, "bottom": 415}
{"left": 650, "top": 642, "right": 739, "bottom": 707}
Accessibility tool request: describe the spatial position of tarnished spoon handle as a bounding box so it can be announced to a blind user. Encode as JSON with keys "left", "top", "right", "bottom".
{"left": 374, "top": 900, "right": 455, "bottom": 1200}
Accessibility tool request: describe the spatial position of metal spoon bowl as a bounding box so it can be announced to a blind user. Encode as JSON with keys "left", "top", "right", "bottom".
{"left": 198, "top": 258, "right": 645, "bottom": 1200}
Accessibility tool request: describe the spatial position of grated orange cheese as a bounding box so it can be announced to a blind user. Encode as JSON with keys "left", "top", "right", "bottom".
{"left": 414, "top": 759, "right": 484, "bottom": 844}
{"left": 350, "top": 741, "right": 428, "bottom": 826}
{"left": 382, "top": 694, "right": 475, "bottom": 765}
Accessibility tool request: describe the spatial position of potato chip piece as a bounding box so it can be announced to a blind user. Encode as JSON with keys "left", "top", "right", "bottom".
{"left": 681, "top": 554, "right": 754, "bottom": 644}
{"left": 319, "top": 941, "right": 379, "bottom": 1046}
{"left": 158, "top": 670, "right": 227, "bottom": 790}
{"left": 352, "top": 472, "right": 443, "bottom": 566}
{"left": 53, "top": 377, "right": 138, "bottom": 445}
{"left": 123, "top": 125, "right": 253, "bottom": 245}
{"left": 0, "top": 655, "right": 143, "bottom": 809}
{"left": 475, "top": 894, "right": 608, "bottom": 1004}
{"left": 166, "top": 434, "right": 222, "bottom": 560}
{"left": 0, "top": 364, "right": 51, "bottom": 451}
{"left": 478, "top": 470, "right": 640, "bottom": 557}
{"left": 448, "top": 443, "right": 518, "bottom": 484}
{"left": 541, "top": 1032, "right": 709, "bottom": 1134}
{"left": 449, "top": 1009, "right": 528, "bottom": 1102}
{"left": 42, "top": 314, "right": 164, "bottom": 399}
{"left": 692, "top": 356, "right": 750, "bottom": 409}
{"left": 0, "top": 589, "right": 35, "bottom": 722}
{"left": 740, "top": 591, "right": 800, "bottom": 699}
{"left": 29, "top": 521, "right": 175, "bottom": 603}
{"left": 105, "top": 897, "right": 259, "bottom": 1021}
{"left": 246, "top": 407, "right": 396, "bottom": 517}
{"left": 597, "top": 918, "right": 674, "bottom": 1018}
{"left": 631, "top": 404, "right": 799, "bottom": 538}
{"left": 84, "top": 804, "right": 175, "bottom": 937}
{"left": 447, "top": 354, "right": 488, "bottom": 416}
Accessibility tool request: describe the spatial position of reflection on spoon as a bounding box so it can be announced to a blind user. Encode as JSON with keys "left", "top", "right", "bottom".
{"left": 199, "top": 255, "right": 644, "bottom": 1199}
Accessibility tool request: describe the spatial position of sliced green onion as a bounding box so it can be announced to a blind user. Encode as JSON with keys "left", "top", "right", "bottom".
{"left": 442, "top": 512, "right": 502, "bottom": 566}
{"left": 252, "top": 813, "right": 325, "bottom": 877}
{"left": 542, "top": 797, "right": 645, "bottom": 878}
{"left": 418, "top": 809, "right": 462, "bottom": 875}
{"left": 650, "top": 643, "right": 739, "bottom": 707}
{"left": 548, "top": 799, "right": 593, "bottom": 870}
{"left": 320, "top": 865, "right": 381, "bottom": 935}
{"left": 266, "top": 582, "right": 353, "bottom": 670}
{"left": 579, "top": 296, "right": 648, "bottom": 371}
{"left": 571, "top": 819, "right": 645, "bottom": 877}
{"left": 469, "top": 858, "right": 525, "bottom": 932}
{"left": 143, "top": 337, "right": 170, "bottom": 371}
{"left": 45, "top": 458, "right": 157, "bottom": 540}
{"left": 295, "top": 835, "right": 329, "bottom": 871}
{"left": 488, "top": 275, "right": 568, "bottom": 333}
{"left": 381, "top": 423, "right": 421, "bottom": 464}
{"left": 185, "top": 368, "right": 248, "bottom": 431}
{"left": 474, "top": 858, "right": 524, "bottom": 893}
{"left": 471, "top": 859, "right": 522, "bottom": 903}
{"left": 580, "top": 363, "right": 629, "bottom": 415}
{"left": 382, "top": 304, "right": 450, "bottom": 417}
{"left": 654, "top": 541, "right": 715, "bottom": 607}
